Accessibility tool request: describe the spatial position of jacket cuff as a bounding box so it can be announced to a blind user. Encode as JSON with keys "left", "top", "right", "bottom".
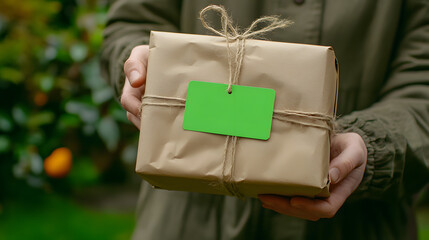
{"left": 335, "top": 113, "right": 397, "bottom": 200}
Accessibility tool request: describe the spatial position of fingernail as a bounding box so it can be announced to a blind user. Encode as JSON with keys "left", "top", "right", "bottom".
{"left": 330, "top": 168, "right": 339, "bottom": 183}
{"left": 129, "top": 70, "right": 140, "bottom": 84}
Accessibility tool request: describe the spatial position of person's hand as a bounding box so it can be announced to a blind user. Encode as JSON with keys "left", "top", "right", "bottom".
{"left": 120, "top": 45, "right": 149, "bottom": 129}
{"left": 259, "top": 132, "right": 367, "bottom": 221}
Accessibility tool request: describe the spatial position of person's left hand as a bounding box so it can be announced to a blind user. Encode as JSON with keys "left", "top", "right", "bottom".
{"left": 258, "top": 133, "right": 367, "bottom": 221}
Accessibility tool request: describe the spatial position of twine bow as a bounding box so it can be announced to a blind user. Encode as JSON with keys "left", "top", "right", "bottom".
{"left": 200, "top": 5, "right": 293, "bottom": 93}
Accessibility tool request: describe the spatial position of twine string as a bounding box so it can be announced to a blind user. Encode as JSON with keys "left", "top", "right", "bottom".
{"left": 199, "top": 5, "right": 293, "bottom": 198}
{"left": 141, "top": 96, "right": 334, "bottom": 131}
{"left": 139, "top": 5, "right": 333, "bottom": 198}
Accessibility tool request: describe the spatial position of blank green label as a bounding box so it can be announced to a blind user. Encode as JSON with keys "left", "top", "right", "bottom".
{"left": 183, "top": 81, "right": 275, "bottom": 140}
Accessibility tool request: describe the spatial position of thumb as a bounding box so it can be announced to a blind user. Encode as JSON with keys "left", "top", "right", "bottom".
{"left": 329, "top": 134, "right": 367, "bottom": 184}
{"left": 124, "top": 45, "right": 149, "bottom": 88}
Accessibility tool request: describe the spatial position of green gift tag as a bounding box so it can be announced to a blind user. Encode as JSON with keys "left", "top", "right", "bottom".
{"left": 183, "top": 81, "right": 275, "bottom": 140}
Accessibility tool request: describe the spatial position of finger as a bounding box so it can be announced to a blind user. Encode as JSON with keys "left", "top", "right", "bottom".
{"left": 329, "top": 136, "right": 366, "bottom": 184}
{"left": 259, "top": 179, "right": 354, "bottom": 220}
{"left": 288, "top": 191, "right": 344, "bottom": 219}
{"left": 330, "top": 135, "right": 344, "bottom": 159}
{"left": 120, "top": 80, "right": 143, "bottom": 116}
{"left": 330, "top": 133, "right": 355, "bottom": 159}
{"left": 260, "top": 193, "right": 339, "bottom": 220}
{"left": 124, "top": 45, "right": 149, "bottom": 87}
{"left": 259, "top": 195, "right": 320, "bottom": 221}
{"left": 287, "top": 175, "right": 359, "bottom": 219}
{"left": 263, "top": 203, "right": 320, "bottom": 221}
{"left": 127, "top": 112, "right": 141, "bottom": 130}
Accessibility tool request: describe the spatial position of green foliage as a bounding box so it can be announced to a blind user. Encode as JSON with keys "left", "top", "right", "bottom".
{"left": 0, "top": 0, "right": 138, "bottom": 193}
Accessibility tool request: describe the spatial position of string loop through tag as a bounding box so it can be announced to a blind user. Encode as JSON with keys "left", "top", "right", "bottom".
{"left": 199, "top": 5, "right": 293, "bottom": 198}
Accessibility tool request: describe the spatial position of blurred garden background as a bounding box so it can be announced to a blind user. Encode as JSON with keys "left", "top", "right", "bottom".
{"left": 0, "top": 0, "right": 428, "bottom": 239}
{"left": 0, "top": 0, "right": 139, "bottom": 239}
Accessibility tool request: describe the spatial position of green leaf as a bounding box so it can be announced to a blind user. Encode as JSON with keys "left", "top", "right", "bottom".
{"left": 89, "top": 28, "right": 103, "bottom": 48}
{"left": 12, "top": 105, "right": 29, "bottom": 126}
{"left": 43, "top": 46, "right": 58, "bottom": 61}
{"left": 56, "top": 47, "right": 71, "bottom": 62}
{"left": 92, "top": 87, "right": 113, "bottom": 104}
{"left": 65, "top": 100, "right": 99, "bottom": 123}
{"left": 83, "top": 124, "right": 96, "bottom": 135}
{"left": 0, "top": 135, "right": 11, "bottom": 153}
{"left": 121, "top": 143, "right": 137, "bottom": 164}
{"left": 82, "top": 58, "right": 106, "bottom": 90}
{"left": 0, "top": 112, "right": 13, "bottom": 132}
{"left": 97, "top": 117, "right": 119, "bottom": 151}
{"left": 27, "top": 111, "right": 55, "bottom": 128}
{"left": 0, "top": 40, "right": 21, "bottom": 65}
{"left": 27, "top": 131, "right": 45, "bottom": 145}
{"left": 13, "top": 162, "right": 28, "bottom": 179}
{"left": 30, "top": 153, "right": 43, "bottom": 174}
{"left": 39, "top": 75, "right": 54, "bottom": 92}
{"left": 26, "top": 175, "right": 44, "bottom": 188}
{"left": 70, "top": 43, "right": 88, "bottom": 62}
{"left": 109, "top": 103, "right": 128, "bottom": 123}
{"left": 68, "top": 157, "right": 99, "bottom": 186}
{"left": 58, "top": 114, "right": 81, "bottom": 128}
{"left": 0, "top": 67, "right": 23, "bottom": 84}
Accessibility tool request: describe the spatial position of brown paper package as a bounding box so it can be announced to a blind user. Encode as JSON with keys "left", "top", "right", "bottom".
{"left": 136, "top": 31, "right": 338, "bottom": 198}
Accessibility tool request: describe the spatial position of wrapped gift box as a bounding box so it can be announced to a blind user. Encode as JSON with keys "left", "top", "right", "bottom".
{"left": 136, "top": 30, "right": 338, "bottom": 198}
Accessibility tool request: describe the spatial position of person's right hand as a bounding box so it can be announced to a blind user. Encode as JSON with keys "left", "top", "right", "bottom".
{"left": 120, "top": 45, "right": 149, "bottom": 129}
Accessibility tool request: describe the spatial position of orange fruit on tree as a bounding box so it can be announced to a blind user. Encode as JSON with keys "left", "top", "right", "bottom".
{"left": 44, "top": 147, "right": 73, "bottom": 178}
{"left": 34, "top": 92, "right": 48, "bottom": 106}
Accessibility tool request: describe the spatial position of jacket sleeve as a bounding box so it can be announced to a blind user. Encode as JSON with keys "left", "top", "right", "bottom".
{"left": 337, "top": 1, "right": 429, "bottom": 200}
{"left": 100, "top": 0, "right": 181, "bottom": 99}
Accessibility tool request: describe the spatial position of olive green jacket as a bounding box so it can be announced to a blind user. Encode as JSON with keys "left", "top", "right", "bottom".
{"left": 101, "top": 1, "right": 429, "bottom": 239}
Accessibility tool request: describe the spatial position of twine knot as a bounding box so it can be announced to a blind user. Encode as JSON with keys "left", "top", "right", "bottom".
{"left": 200, "top": 5, "right": 293, "bottom": 94}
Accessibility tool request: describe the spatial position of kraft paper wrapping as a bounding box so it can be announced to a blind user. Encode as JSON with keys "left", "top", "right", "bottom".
{"left": 136, "top": 31, "right": 338, "bottom": 198}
